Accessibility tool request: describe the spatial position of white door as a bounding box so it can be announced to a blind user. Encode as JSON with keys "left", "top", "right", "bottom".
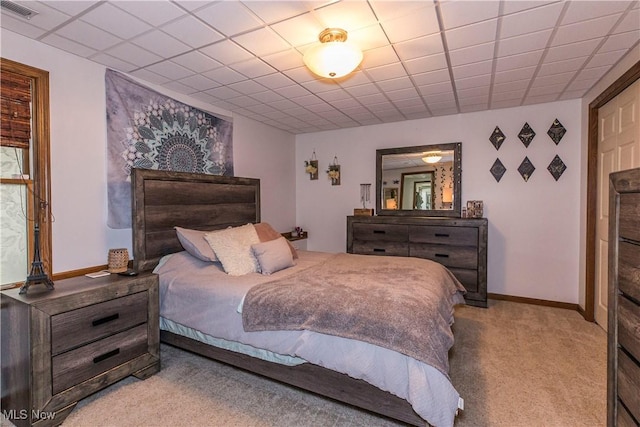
{"left": 595, "top": 79, "right": 640, "bottom": 330}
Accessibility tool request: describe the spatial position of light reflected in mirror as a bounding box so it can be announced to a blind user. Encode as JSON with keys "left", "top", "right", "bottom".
{"left": 376, "top": 143, "right": 461, "bottom": 217}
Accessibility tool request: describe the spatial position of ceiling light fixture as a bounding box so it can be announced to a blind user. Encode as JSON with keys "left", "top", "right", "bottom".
{"left": 303, "top": 28, "right": 363, "bottom": 79}
{"left": 422, "top": 152, "right": 442, "bottom": 164}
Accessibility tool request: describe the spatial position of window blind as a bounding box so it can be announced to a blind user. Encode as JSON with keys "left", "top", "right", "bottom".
{"left": 1, "top": 71, "right": 31, "bottom": 149}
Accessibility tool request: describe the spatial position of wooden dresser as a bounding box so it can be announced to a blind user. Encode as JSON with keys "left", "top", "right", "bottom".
{"left": 347, "top": 216, "right": 487, "bottom": 307}
{"left": 1, "top": 272, "right": 160, "bottom": 427}
{"left": 608, "top": 167, "right": 640, "bottom": 427}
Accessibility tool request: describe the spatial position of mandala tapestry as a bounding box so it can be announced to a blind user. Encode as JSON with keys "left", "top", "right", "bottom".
{"left": 105, "top": 69, "right": 233, "bottom": 228}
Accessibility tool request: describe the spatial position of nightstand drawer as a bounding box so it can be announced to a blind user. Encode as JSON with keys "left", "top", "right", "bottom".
{"left": 618, "top": 295, "right": 640, "bottom": 363}
{"left": 52, "top": 323, "right": 148, "bottom": 394}
{"left": 449, "top": 268, "right": 478, "bottom": 293}
{"left": 410, "top": 243, "right": 478, "bottom": 269}
{"left": 51, "top": 291, "right": 148, "bottom": 355}
{"left": 619, "top": 241, "right": 640, "bottom": 302}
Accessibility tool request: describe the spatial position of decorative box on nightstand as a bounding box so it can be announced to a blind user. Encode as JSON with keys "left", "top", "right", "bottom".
{"left": 1, "top": 272, "right": 160, "bottom": 427}
{"left": 282, "top": 231, "right": 308, "bottom": 251}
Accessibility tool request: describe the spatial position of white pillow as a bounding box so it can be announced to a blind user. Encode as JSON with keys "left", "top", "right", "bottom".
{"left": 175, "top": 227, "right": 218, "bottom": 262}
{"left": 251, "top": 237, "right": 295, "bottom": 275}
{"left": 204, "top": 224, "right": 260, "bottom": 276}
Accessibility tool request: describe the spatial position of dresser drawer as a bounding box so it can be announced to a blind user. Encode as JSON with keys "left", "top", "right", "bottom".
{"left": 618, "top": 295, "right": 640, "bottom": 363}
{"left": 619, "top": 241, "right": 640, "bottom": 302}
{"left": 619, "top": 193, "right": 640, "bottom": 242}
{"left": 352, "top": 241, "right": 409, "bottom": 257}
{"left": 449, "top": 268, "right": 478, "bottom": 293}
{"left": 409, "top": 225, "right": 477, "bottom": 246}
{"left": 352, "top": 223, "right": 408, "bottom": 242}
{"left": 618, "top": 348, "right": 640, "bottom": 423}
{"left": 410, "top": 243, "right": 477, "bottom": 269}
{"left": 51, "top": 291, "right": 148, "bottom": 355}
{"left": 52, "top": 323, "right": 148, "bottom": 394}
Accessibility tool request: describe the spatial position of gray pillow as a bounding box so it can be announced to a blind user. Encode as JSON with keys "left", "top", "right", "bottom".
{"left": 251, "top": 237, "right": 294, "bottom": 275}
{"left": 175, "top": 227, "right": 218, "bottom": 262}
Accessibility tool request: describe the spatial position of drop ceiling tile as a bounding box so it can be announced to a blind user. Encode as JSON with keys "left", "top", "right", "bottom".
{"left": 369, "top": 1, "right": 433, "bottom": 23}
{"left": 81, "top": 3, "right": 152, "bottom": 39}
{"left": 349, "top": 24, "right": 390, "bottom": 52}
{"left": 205, "top": 86, "right": 243, "bottom": 99}
{"left": 172, "top": 51, "right": 222, "bottom": 73}
{"left": 113, "top": 1, "right": 187, "bottom": 27}
{"left": 567, "top": 78, "right": 598, "bottom": 92}
{"left": 361, "top": 45, "right": 400, "bottom": 69}
{"left": 494, "top": 66, "right": 536, "bottom": 84}
{"left": 377, "top": 77, "right": 415, "bottom": 92}
{"left": 455, "top": 74, "right": 492, "bottom": 90}
{"left": 496, "top": 50, "right": 544, "bottom": 72}
{"left": 531, "top": 72, "right": 574, "bottom": 87}
{"left": 105, "top": 42, "right": 163, "bottom": 67}
{"left": 403, "top": 53, "right": 448, "bottom": 75}
{"left": 452, "top": 60, "right": 493, "bottom": 79}
{"left": 385, "top": 87, "right": 420, "bottom": 102}
{"left": 336, "top": 72, "right": 373, "bottom": 88}
{"left": 163, "top": 80, "right": 197, "bottom": 94}
{"left": 272, "top": 84, "right": 311, "bottom": 99}
{"left": 146, "top": 61, "right": 194, "bottom": 80}
{"left": 194, "top": 2, "right": 264, "bottom": 37}
{"left": 613, "top": 8, "right": 640, "bottom": 33}
{"left": 457, "top": 85, "right": 490, "bottom": 98}
{"left": 316, "top": 89, "right": 353, "bottom": 102}
{"left": 552, "top": 14, "right": 621, "bottom": 46}
{"left": 449, "top": 42, "right": 495, "bottom": 67}
{"left": 544, "top": 38, "right": 601, "bottom": 62}
{"left": 491, "top": 98, "right": 522, "bottom": 109}
{"left": 229, "top": 58, "right": 277, "bottom": 79}
{"left": 242, "top": 1, "right": 311, "bottom": 24}
{"left": 228, "top": 95, "right": 261, "bottom": 108}
{"left": 502, "top": 1, "right": 560, "bottom": 15}
{"left": 253, "top": 73, "right": 296, "bottom": 90}
{"left": 91, "top": 53, "right": 137, "bottom": 72}
{"left": 346, "top": 83, "right": 382, "bottom": 97}
{"left": 600, "top": 30, "right": 640, "bottom": 53}
{"left": 445, "top": 19, "right": 497, "bottom": 51}
{"left": 56, "top": 20, "right": 123, "bottom": 51}
{"left": 393, "top": 97, "right": 426, "bottom": 108}
{"left": 423, "top": 91, "right": 456, "bottom": 104}
{"left": 282, "top": 66, "right": 319, "bottom": 84}
{"left": 15, "top": 2, "right": 70, "bottom": 31}
{"left": 492, "top": 89, "right": 526, "bottom": 102}
{"left": 202, "top": 67, "right": 247, "bottom": 85}
{"left": 459, "top": 95, "right": 489, "bottom": 107}
{"left": 331, "top": 97, "right": 366, "bottom": 109}
{"left": 302, "top": 79, "right": 341, "bottom": 94}
{"left": 576, "top": 65, "right": 611, "bottom": 80}
{"left": 131, "top": 30, "right": 191, "bottom": 58}
{"left": 44, "top": 1, "right": 100, "bottom": 16}
{"left": 160, "top": 15, "right": 224, "bottom": 49}
{"left": 460, "top": 103, "right": 488, "bottom": 113}
{"left": 587, "top": 49, "right": 629, "bottom": 68}
{"left": 261, "top": 49, "right": 304, "bottom": 71}
{"left": 524, "top": 93, "right": 560, "bottom": 105}
{"left": 199, "top": 40, "right": 254, "bottom": 65}
{"left": 270, "top": 12, "right": 322, "bottom": 47}
{"left": 498, "top": 29, "right": 553, "bottom": 57}
{"left": 418, "top": 81, "right": 455, "bottom": 97}
{"left": 232, "top": 27, "right": 291, "bottom": 57}
{"left": 250, "top": 90, "right": 287, "bottom": 104}
{"left": 365, "top": 63, "right": 408, "bottom": 82}
{"left": 40, "top": 34, "right": 97, "bottom": 57}
{"left": 413, "top": 69, "right": 452, "bottom": 86}
{"left": 538, "top": 57, "right": 587, "bottom": 76}
{"left": 269, "top": 99, "right": 300, "bottom": 111}
{"left": 380, "top": 6, "right": 440, "bottom": 43}
{"left": 312, "top": 1, "right": 378, "bottom": 32}
{"left": 500, "top": 2, "right": 564, "bottom": 39}
{"left": 493, "top": 79, "right": 530, "bottom": 93}
{"left": 394, "top": 34, "right": 444, "bottom": 61}
{"left": 439, "top": 0, "right": 500, "bottom": 29}
{"left": 562, "top": 0, "right": 631, "bottom": 25}
{"left": 528, "top": 83, "right": 566, "bottom": 96}
{"left": 130, "top": 69, "right": 170, "bottom": 85}
{"left": 179, "top": 74, "right": 219, "bottom": 91}
{"left": 0, "top": 15, "right": 47, "bottom": 38}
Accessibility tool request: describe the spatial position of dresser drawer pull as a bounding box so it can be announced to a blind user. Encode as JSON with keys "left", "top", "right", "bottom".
{"left": 373, "top": 248, "right": 386, "bottom": 252}
{"left": 435, "top": 253, "right": 450, "bottom": 258}
{"left": 92, "top": 313, "right": 120, "bottom": 327}
{"left": 373, "top": 230, "right": 386, "bottom": 234}
{"left": 435, "top": 233, "right": 450, "bottom": 238}
{"left": 93, "top": 348, "right": 120, "bottom": 364}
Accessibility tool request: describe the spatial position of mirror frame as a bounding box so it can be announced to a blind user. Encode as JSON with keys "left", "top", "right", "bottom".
{"left": 376, "top": 142, "right": 462, "bottom": 217}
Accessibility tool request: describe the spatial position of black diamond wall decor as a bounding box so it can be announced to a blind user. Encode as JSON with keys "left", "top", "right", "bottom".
{"left": 547, "top": 119, "right": 566, "bottom": 145}
{"left": 490, "top": 158, "right": 506, "bottom": 182}
{"left": 518, "top": 157, "right": 535, "bottom": 182}
{"left": 518, "top": 122, "right": 536, "bottom": 147}
{"left": 547, "top": 155, "right": 567, "bottom": 181}
{"left": 489, "top": 126, "right": 506, "bottom": 150}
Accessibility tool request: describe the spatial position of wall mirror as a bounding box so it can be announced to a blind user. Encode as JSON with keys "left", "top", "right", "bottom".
{"left": 376, "top": 142, "right": 461, "bottom": 217}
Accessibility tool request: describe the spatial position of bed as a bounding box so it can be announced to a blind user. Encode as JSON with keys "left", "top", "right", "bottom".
{"left": 131, "top": 168, "right": 466, "bottom": 427}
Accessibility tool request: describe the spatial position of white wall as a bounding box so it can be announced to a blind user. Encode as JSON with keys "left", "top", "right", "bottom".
{"left": 1, "top": 30, "right": 296, "bottom": 274}
{"left": 296, "top": 101, "right": 582, "bottom": 304}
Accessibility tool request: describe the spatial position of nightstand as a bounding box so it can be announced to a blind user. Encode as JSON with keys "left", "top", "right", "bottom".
{"left": 1, "top": 272, "right": 160, "bottom": 427}
{"left": 282, "top": 231, "right": 308, "bottom": 251}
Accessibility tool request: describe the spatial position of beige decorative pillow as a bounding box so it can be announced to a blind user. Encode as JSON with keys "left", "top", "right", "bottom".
{"left": 251, "top": 237, "right": 295, "bottom": 275}
{"left": 254, "top": 222, "right": 298, "bottom": 259}
{"left": 204, "top": 224, "right": 260, "bottom": 276}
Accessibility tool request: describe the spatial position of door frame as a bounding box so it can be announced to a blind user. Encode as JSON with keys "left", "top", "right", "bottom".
{"left": 584, "top": 60, "right": 640, "bottom": 322}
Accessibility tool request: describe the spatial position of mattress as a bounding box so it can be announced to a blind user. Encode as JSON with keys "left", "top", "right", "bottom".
{"left": 154, "top": 250, "right": 462, "bottom": 427}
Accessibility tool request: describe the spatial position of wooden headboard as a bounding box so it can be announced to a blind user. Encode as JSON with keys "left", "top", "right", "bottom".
{"left": 131, "top": 169, "right": 260, "bottom": 272}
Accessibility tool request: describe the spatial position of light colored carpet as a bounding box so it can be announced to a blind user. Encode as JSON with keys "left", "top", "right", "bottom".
{"left": 3, "top": 300, "right": 607, "bottom": 426}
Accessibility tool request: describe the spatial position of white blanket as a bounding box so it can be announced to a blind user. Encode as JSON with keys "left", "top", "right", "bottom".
{"left": 155, "top": 250, "right": 462, "bottom": 427}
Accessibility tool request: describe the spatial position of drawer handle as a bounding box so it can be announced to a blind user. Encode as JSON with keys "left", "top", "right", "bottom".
{"left": 92, "top": 313, "right": 119, "bottom": 327}
{"left": 373, "top": 230, "right": 386, "bottom": 234}
{"left": 435, "top": 233, "right": 450, "bottom": 238}
{"left": 435, "top": 253, "right": 450, "bottom": 258}
{"left": 373, "top": 248, "right": 386, "bottom": 252}
{"left": 93, "top": 348, "right": 120, "bottom": 364}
